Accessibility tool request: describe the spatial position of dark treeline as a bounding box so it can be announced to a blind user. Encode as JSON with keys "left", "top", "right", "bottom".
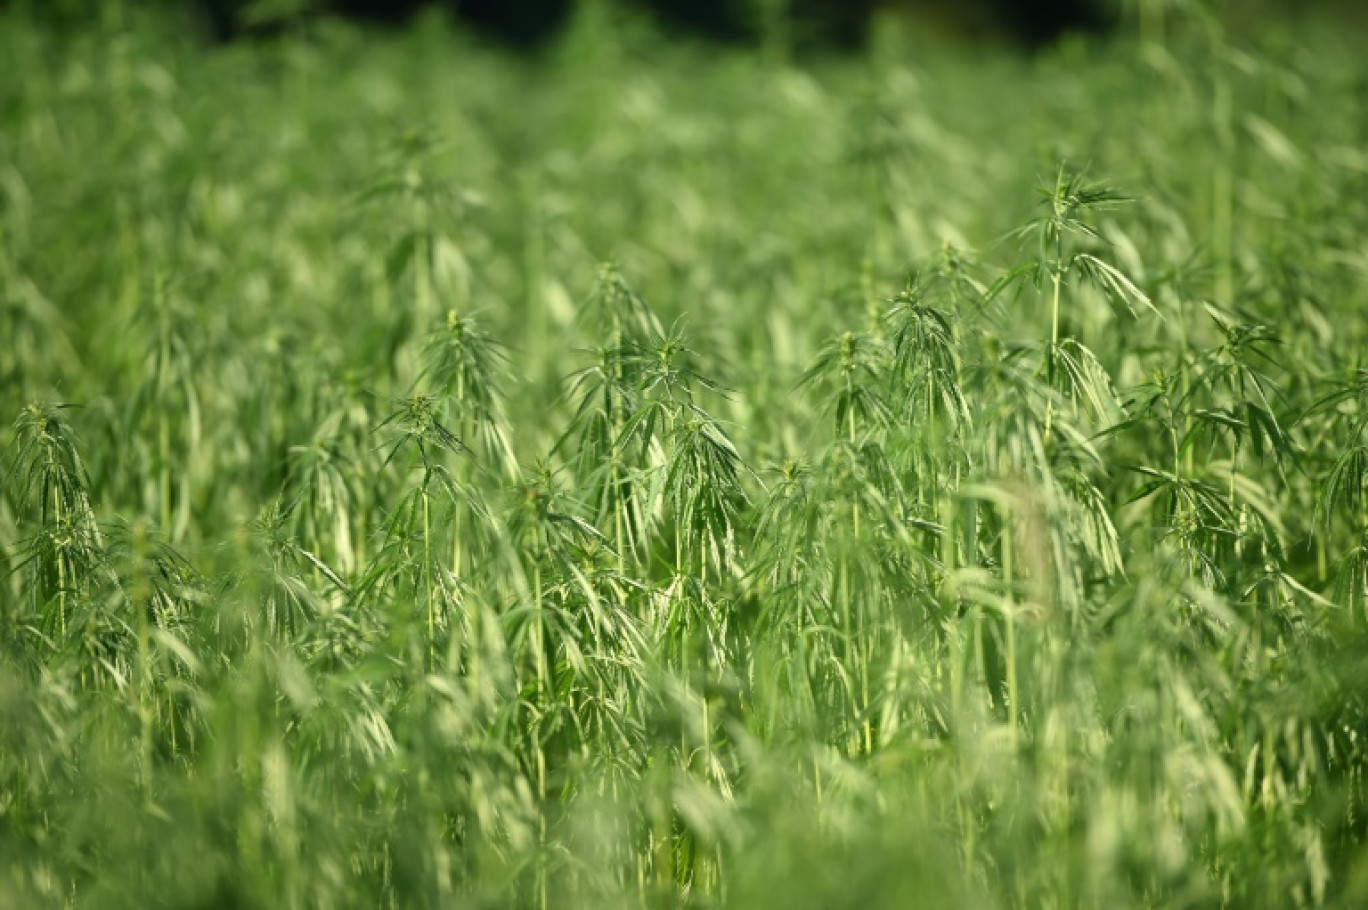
{"left": 0, "top": 0, "right": 1114, "bottom": 50}
{"left": 210, "top": 0, "right": 1111, "bottom": 48}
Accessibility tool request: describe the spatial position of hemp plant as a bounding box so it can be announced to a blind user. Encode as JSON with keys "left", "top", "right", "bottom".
{"left": 557, "top": 264, "right": 666, "bottom": 567}
{"left": 988, "top": 166, "right": 1153, "bottom": 446}
{"left": 362, "top": 128, "right": 478, "bottom": 339}
{"left": 3, "top": 402, "right": 103, "bottom": 648}
{"left": 365, "top": 392, "right": 480, "bottom": 666}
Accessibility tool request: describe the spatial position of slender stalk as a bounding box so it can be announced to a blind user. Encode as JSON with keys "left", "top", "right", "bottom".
{"left": 533, "top": 558, "right": 549, "bottom": 910}
{"left": 943, "top": 496, "right": 963, "bottom": 722}
{"left": 423, "top": 478, "right": 434, "bottom": 665}
{"left": 1002, "top": 515, "right": 1018, "bottom": 752}
{"left": 48, "top": 447, "right": 69, "bottom": 639}
{"left": 1044, "top": 256, "right": 1063, "bottom": 446}
{"left": 136, "top": 567, "right": 153, "bottom": 795}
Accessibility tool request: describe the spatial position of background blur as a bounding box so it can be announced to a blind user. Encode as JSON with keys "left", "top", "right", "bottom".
{"left": 4, "top": 0, "right": 1368, "bottom": 906}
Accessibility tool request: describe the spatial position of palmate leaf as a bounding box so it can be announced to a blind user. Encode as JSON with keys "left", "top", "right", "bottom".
{"left": 1213, "top": 464, "right": 1289, "bottom": 557}
{"left": 1056, "top": 470, "right": 1125, "bottom": 579}
{"left": 1006, "top": 166, "right": 1131, "bottom": 252}
{"left": 101, "top": 522, "right": 208, "bottom": 640}
{"left": 502, "top": 596, "right": 588, "bottom": 677}
{"left": 1040, "top": 167, "right": 1131, "bottom": 239}
{"left": 561, "top": 559, "right": 649, "bottom": 662}
{"left": 579, "top": 262, "right": 664, "bottom": 344}
{"left": 884, "top": 284, "right": 971, "bottom": 430}
{"left": 1202, "top": 303, "right": 1284, "bottom": 369}
{"left": 1332, "top": 535, "right": 1368, "bottom": 621}
{"left": 626, "top": 321, "right": 733, "bottom": 403}
{"left": 836, "top": 383, "right": 893, "bottom": 436}
{"left": 1181, "top": 406, "right": 1245, "bottom": 466}
{"left": 3, "top": 404, "right": 107, "bottom": 617}
{"left": 422, "top": 310, "right": 516, "bottom": 450}
{"left": 886, "top": 283, "right": 959, "bottom": 373}
{"left": 425, "top": 310, "right": 509, "bottom": 390}
{"left": 751, "top": 460, "right": 822, "bottom": 583}
{"left": 929, "top": 242, "right": 992, "bottom": 305}
{"left": 1051, "top": 419, "right": 1110, "bottom": 472}
{"left": 1072, "top": 253, "right": 1160, "bottom": 319}
{"left": 1298, "top": 368, "right": 1368, "bottom": 427}
{"left": 1240, "top": 400, "right": 1294, "bottom": 464}
{"left": 1183, "top": 401, "right": 1294, "bottom": 473}
{"left": 5, "top": 403, "right": 96, "bottom": 526}
{"left": 374, "top": 394, "right": 468, "bottom": 472}
{"left": 975, "top": 393, "right": 1051, "bottom": 479}
{"left": 799, "top": 330, "right": 892, "bottom": 436}
{"left": 573, "top": 453, "right": 654, "bottom": 562}
{"left": 1125, "top": 465, "right": 1239, "bottom": 539}
{"left": 1050, "top": 338, "right": 1125, "bottom": 426}
{"left": 983, "top": 261, "right": 1044, "bottom": 307}
{"left": 1239, "top": 563, "right": 1334, "bottom": 631}
{"left": 815, "top": 438, "right": 903, "bottom": 517}
{"left": 556, "top": 349, "right": 644, "bottom": 467}
{"left": 1318, "top": 444, "right": 1368, "bottom": 529}
{"left": 615, "top": 396, "right": 671, "bottom": 465}
{"left": 290, "top": 543, "right": 353, "bottom": 599}
{"left": 663, "top": 411, "right": 750, "bottom": 575}
{"left": 898, "top": 365, "right": 972, "bottom": 432}
{"left": 503, "top": 466, "right": 610, "bottom": 583}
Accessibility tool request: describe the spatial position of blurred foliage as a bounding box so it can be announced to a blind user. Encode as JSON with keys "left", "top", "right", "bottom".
{"left": 1, "top": 1, "right": 1368, "bottom": 908}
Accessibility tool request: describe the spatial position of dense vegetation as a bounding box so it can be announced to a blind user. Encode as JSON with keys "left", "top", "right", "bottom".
{"left": 3, "top": 3, "right": 1368, "bottom": 907}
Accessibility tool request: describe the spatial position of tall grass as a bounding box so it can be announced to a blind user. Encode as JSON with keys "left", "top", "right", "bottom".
{"left": 2, "top": 2, "right": 1367, "bottom": 907}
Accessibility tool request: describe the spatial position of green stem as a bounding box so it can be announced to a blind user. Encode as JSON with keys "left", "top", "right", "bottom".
{"left": 839, "top": 554, "right": 855, "bottom": 754}
{"left": 861, "top": 642, "right": 873, "bottom": 756}
{"left": 1003, "top": 516, "right": 1018, "bottom": 752}
{"left": 49, "top": 452, "right": 68, "bottom": 639}
{"left": 701, "top": 548, "right": 712, "bottom": 781}
{"left": 137, "top": 588, "right": 152, "bottom": 793}
{"left": 943, "top": 496, "right": 962, "bottom": 722}
{"left": 423, "top": 481, "right": 434, "bottom": 665}
{"left": 532, "top": 558, "right": 549, "bottom": 907}
{"left": 1045, "top": 265, "right": 1062, "bottom": 445}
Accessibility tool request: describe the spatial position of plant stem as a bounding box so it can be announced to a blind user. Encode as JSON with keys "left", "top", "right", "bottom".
{"left": 423, "top": 479, "right": 434, "bottom": 665}
{"left": 1045, "top": 263, "right": 1063, "bottom": 446}
{"left": 1002, "top": 515, "right": 1018, "bottom": 752}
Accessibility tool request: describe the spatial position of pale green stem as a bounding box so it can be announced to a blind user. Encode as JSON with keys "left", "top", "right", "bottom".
{"left": 1045, "top": 265, "right": 1062, "bottom": 446}
{"left": 49, "top": 451, "right": 68, "bottom": 639}
{"left": 1003, "top": 515, "right": 1018, "bottom": 752}
{"left": 453, "top": 375, "right": 465, "bottom": 579}
{"left": 137, "top": 586, "right": 152, "bottom": 794}
{"left": 423, "top": 481, "right": 434, "bottom": 665}
{"left": 533, "top": 559, "right": 549, "bottom": 909}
